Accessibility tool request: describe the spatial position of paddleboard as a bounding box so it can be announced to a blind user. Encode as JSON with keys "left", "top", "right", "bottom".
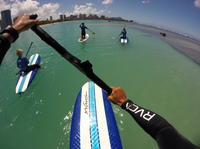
{"left": 78, "top": 34, "right": 89, "bottom": 42}
{"left": 70, "top": 81, "right": 122, "bottom": 149}
{"left": 16, "top": 53, "right": 41, "bottom": 94}
{"left": 120, "top": 37, "right": 128, "bottom": 43}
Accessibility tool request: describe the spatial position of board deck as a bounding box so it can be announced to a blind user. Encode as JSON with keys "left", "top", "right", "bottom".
{"left": 120, "top": 37, "right": 128, "bottom": 43}
{"left": 16, "top": 53, "right": 41, "bottom": 94}
{"left": 70, "top": 81, "right": 122, "bottom": 149}
{"left": 78, "top": 34, "right": 89, "bottom": 42}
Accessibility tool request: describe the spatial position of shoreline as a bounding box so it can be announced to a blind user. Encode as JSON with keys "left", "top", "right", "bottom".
{"left": 127, "top": 23, "right": 200, "bottom": 65}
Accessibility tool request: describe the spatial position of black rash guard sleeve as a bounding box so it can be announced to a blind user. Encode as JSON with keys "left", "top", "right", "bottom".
{"left": 121, "top": 100, "right": 199, "bottom": 149}
{"left": 0, "top": 35, "right": 11, "bottom": 65}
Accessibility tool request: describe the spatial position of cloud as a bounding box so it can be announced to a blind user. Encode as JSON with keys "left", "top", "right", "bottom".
{"left": 0, "top": 0, "right": 10, "bottom": 10}
{"left": 73, "top": 3, "right": 104, "bottom": 15}
{"left": 102, "top": 0, "right": 113, "bottom": 5}
{"left": 0, "top": 0, "right": 60, "bottom": 20}
{"left": 37, "top": 3, "right": 60, "bottom": 19}
{"left": 194, "top": 0, "right": 200, "bottom": 8}
{"left": 11, "top": 0, "right": 40, "bottom": 17}
{"left": 0, "top": 0, "right": 107, "bottom": 20}
{"left": 141, "top": 0, "right": 150, "bottom": 4}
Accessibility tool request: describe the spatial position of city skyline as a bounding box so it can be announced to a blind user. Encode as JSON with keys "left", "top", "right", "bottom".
{"left": 0, "top": 0, "right": 200, "bottom": 40}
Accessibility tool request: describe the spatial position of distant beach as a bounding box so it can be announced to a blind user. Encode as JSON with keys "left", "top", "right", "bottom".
{"left": 129, "top": 23, "right": 200, "bottom": 65}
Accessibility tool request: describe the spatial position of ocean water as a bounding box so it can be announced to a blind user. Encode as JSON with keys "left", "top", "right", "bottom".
{"left": 0, "top": 20, "right": 200, "bottom": 149}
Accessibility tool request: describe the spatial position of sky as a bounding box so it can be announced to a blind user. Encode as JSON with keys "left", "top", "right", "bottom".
{"left": 0, "top": 0, "right": 200, "bottom": 40}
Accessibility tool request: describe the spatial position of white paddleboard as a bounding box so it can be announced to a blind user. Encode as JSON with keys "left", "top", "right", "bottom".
{"left": 78, "top": 34, "right": 89, "bottom": 42}
{"left": 120, "top": 37, "right": 128, "bottom": 43}
{"left": 16, "top": 53, "right": 41, "bottom": 94}
{"left": 70, "top": 81, "right": 122, "bottom": 149}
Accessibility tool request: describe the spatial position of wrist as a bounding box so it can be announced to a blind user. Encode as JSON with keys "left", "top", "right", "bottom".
{"left": 1, "top": 32, "right": 14, "bottom": 43}
{"left": 12, "top": 25, "right": 21, "bottom": 34}
{"left": 118, "top": 98, "right": 128, "bottom": 106}
{"left": 121, "top": 99, "right": 132, "bottom": 109}
{"left": 1, "top": 26, "right": 19, "bottom": 43}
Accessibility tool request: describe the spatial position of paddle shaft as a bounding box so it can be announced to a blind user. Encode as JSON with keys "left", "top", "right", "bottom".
{"left": 31, "top": 25, "right": 112, "bottom": 94}
{"left": 87, "top": 28, "right": 95, "bottom": 34}
{"left": 115, "top": 31, "right": 123, "bottom": 40}
{"left": 26, "top": 41, "right": 34, "bottom": 57}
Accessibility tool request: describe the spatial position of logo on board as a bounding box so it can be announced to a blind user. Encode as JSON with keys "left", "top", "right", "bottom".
{"left": 83, "top": 92, "right": 89, "bottom": 114}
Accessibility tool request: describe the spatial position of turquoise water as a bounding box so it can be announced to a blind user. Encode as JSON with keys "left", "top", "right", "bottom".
{"left": 0, "top": 20, "right": 200, "bottom": 149}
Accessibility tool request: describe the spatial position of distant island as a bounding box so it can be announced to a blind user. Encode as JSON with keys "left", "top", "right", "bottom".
{"left": 38, "top": 14, "right": 134, "bottom": 25}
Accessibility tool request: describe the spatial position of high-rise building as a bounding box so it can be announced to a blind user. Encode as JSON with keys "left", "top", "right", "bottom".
{"left": 1, "top": 9, "right": 12, "bottom": 30}
{"left": 50, "top": 16, "right": 53, "bottom": 21}
{"left": 60, "top": 14, "right": 64, "bottom": 20}
{"left": 64, "top": 15, "right": 66, "bottom": 20}
{"left": 0, "top": 20, "right": 2, "bottom": 30}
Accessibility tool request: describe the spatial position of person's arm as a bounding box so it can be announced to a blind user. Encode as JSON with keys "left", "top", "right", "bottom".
{"left": 0, "top": 14, "right": 38, "bottom": 65}
{"left": 120, "top": 99, "right": 172, "bottom": 139}
{"left": 108, "top": 87, "right": 165, "bottom": 139}
{"left": 108, "top": 87, "right": 199, "bottom": 149}
{"left": 0, "top": 34, "right": 11, "bottom": 64}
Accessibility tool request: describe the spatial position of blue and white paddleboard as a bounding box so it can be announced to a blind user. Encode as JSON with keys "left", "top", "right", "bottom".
{"left": 16, "top": 53, "right": 41, "bottom": 94}
{"left": 70, "top": 81, "right": 122, "bottom": 149}
{"left": 120, "top": 37, "right": 128, "bottom": 43}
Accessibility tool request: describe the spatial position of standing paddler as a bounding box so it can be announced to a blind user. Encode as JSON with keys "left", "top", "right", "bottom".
{"left": 79, "top": 23, "right": 88, "bottom": 41}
